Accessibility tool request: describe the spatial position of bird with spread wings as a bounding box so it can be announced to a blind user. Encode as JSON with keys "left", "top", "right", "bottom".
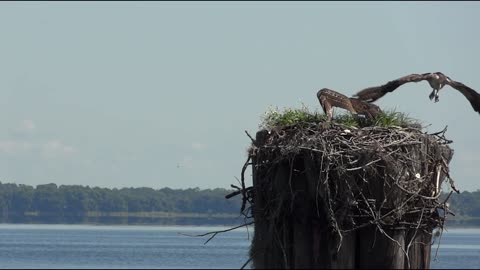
{"left": 317, "top": 88, "right": 382, "bottom": 122}
{"left": 353, "top": 72, "right": 480, "bottom": 114}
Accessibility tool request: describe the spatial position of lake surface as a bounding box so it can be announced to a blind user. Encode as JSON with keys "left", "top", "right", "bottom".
{"left": 0, "top": 224, "right": 478, "bottom": 269}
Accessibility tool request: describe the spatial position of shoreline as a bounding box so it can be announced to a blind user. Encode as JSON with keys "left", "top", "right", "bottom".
{"left": 0, "top": 219, "right": 476, "bottom": 228}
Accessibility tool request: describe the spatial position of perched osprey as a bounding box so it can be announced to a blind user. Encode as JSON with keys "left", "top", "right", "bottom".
{"left": 317, "top": 88, "right": 382, "bottom": 122}
{"left": 353, "top": 72, "right": 480, "bottom": 114}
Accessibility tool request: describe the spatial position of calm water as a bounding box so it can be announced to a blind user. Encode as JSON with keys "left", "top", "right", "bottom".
{"left": 0, "top": 224, "right": 478, "bottom": 269}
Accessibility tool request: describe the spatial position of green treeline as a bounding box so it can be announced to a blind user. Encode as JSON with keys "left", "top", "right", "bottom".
{"left": 447, "top": 190, "right": 480, "bottom": 218}
{"left": 0, "top": 182, "right": 241, "bottom": 220}
{"left": 0, "top": 181, "right": 479, "bottom": 224}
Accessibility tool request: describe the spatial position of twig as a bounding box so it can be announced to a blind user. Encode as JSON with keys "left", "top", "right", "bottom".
{"left": 429, "top": 125, "right": 448, "bottom": 136}
{"left": 245, "top": 130, "right": 257, "bottom": 146}
{"left": 345, "top": 158, "right": 382, "bottom": 171}
{"left": 240, "top": 257, "right": 252, "bottom": 270}
{"left": 240, "top": 156, "right": 252, "bottom": 214}
{"left": 178, "top": 221, "right": 254, "bottom": 245}
{"left": 405, "top": 207, "right": 425, "bottom": 269}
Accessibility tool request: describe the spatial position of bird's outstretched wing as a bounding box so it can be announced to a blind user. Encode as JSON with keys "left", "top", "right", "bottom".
{"left": 447, "top": 80, "right": 480, "bottom": 114}
{"left": 353, "top": 73, "right": 428, "bottom": 102}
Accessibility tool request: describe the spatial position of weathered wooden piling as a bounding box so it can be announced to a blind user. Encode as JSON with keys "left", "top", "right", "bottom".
{"left": 245, "top": 122, "right": 455, "bottom": 269}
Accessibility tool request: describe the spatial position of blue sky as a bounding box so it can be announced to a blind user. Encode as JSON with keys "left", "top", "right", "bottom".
{"left": 0, "top": 2, "right": 479, "bottom": 191}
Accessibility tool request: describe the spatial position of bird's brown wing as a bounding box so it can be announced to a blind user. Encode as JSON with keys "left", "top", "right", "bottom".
{"left": 447, "top": 80, "right": 480, "bottom": 114}
{"left": 317, "top": 88, "right": 381, "bottom": 119}
{"left": 317, "top": 88, "right": 356, "bottom": 113}
{"left": 353, "top": 73, "right": 428, "bottom": 102}
{"left": 350, "top": 98, "right": 382, "bottom": 119}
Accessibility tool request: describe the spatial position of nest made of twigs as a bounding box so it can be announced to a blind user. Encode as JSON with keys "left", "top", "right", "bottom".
{"left": 236, "top": 120, "right": 458, "bottom": 248}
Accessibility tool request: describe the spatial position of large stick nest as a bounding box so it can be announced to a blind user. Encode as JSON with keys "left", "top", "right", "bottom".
{"left": 234, "top": 121, "right": 458, "bottom": 253}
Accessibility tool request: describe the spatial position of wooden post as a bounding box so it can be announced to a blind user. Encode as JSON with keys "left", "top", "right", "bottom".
{"left": 249, "top": 127, "right": 454, "bottom": 269}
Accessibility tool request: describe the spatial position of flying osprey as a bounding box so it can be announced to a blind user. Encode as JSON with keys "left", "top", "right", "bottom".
{"left": 317, "top": 88, "right": 382, "bottom": 122}
{"left": 353, "top": 72, "right": 480, "bottom": 114}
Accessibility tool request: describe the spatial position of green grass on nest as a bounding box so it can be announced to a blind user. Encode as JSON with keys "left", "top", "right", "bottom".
{"left": 260, "top": 105, "right": 420, "bottom": 130}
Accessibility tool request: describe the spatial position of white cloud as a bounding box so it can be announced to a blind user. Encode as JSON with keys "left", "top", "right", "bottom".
{"left": 191, "top": 142, "right": 207, "bottom": 151}
{"left": 0, "top": 136, "right": 76, "bottom": 159}
{"left": 41, "top": 140, "right": 76, "bottom": 158}
{"left": 0, "top": 140, "right": 32, "bottom": 154}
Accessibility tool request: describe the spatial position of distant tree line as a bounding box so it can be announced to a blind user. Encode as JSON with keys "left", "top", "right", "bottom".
{"left": 0, "top": 182, "right": 241, "bottom": 218}
{"left": 0, "top": 181, "right": 478, "bottom": 223}
{"left": 448, "top": 190, "right": 480, "bottom": 217}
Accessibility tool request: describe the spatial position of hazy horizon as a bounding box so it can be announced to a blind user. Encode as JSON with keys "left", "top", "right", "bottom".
{"left": 1, "top": 2, "right": 480, "bottom": 191}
